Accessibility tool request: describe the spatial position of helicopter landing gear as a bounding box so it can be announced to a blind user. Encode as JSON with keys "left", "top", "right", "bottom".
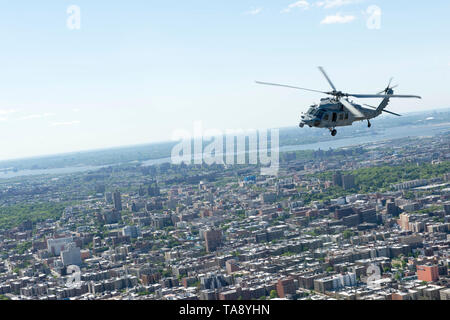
{"left": 329, "top": 128, "right": 337, "bottom": 136}
{"left": 368, "top": 120, "right": 372, "bottom": 128}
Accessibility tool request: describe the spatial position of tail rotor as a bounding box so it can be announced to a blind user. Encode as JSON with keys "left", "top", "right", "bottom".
{"left": 378, "top": 77, "right": 398, "bottom": 94}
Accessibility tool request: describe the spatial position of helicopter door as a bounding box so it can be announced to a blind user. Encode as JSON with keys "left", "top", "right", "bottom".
{"left": 332, "top": 112, "right": 337, "bottom": 122}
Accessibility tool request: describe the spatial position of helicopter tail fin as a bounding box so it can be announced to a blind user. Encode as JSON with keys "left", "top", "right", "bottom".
{"left": 376, "top": 88, "right": 394, "bottom": 114}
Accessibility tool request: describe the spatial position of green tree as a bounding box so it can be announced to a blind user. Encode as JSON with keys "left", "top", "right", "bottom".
{"left": 269, "top": 290, "right": 278, "bottom": 299}
{"left": 343, "top": 230, "right": 354, "bottom": 239}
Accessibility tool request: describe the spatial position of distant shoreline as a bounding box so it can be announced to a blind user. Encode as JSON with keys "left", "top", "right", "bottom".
{"left": 0, "top": 121, "right": 448, "bottom": 180}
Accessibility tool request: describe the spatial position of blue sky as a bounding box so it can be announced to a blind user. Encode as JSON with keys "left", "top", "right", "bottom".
{"left": 0, "top": 0, "right": 449, "bottom": 160}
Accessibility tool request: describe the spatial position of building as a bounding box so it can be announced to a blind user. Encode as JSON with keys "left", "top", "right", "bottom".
{"left": 225, "top": 260, "right": 240, "bottom": 275}
{"left": 313, "top": 273, "right": 356, "bottom": 293}
{"left": 105, "top": 192, "right": 113, "bottom": 204}
{"left": 148, "top": 181, "right": 160, "bottom": 196}
{"left": 47, "top": 237, "right": 74, "bottom": 256}
{"left": 360, "top": 209, "right": 377, "bottom": 224}
{"left": 417, "top": 265, "right": 439, "bottom": 282}
{"left": 102, "top": 210, "right": 122, "bottom": 224}
{"left": 113, "top": 190, "right": 122, "bottom": 211}
{"left": 342, "top": 175, "right": 355, "bottom": 190}
{"left": 276, "top": 278, "right": 296, "bottom": 298}
{"left": 444, "top": 203, "right": 450, "bottom": 215}
{"left": 204, "top": 229, "right": 222, "bottom": 252}
{"left": 122, "top": 225, "right": 141, "bottom": 239}
{"left": 333, "top": 172, "right": 343, "bottom": 187}
{"left": 314, "top": 277, "right": 334, "bottom": 293}
{"left": 262, "top": 193, "right": 277, "bottom": 204}
{"left": 398, "top": 213, "right": 410, "bottom": 231}
{"left": 60, "top": 243, "right": 82, "bottom": 266}
{"left": 440, "top": 288, "right": 450, "bottom": 300}
{"left": 386, "top": 202, "right": 400, "bottom": 216}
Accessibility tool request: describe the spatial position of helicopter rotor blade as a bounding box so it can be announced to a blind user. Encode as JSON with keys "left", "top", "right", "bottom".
{"left": 387, "top": 77, "right": 393, "bottom": 88}
{"left": 255, "top": 81, "right": 328, "bottom": 94}
{"left": 318, "top": 66, "right": 337, "bottom": 91}
{"left": 347, "top": 93, "right": 421, "bottom": 99}
{"left": 340, "top": 98, "right": 365, "bottom": 119}
{"left": 382, "top": 109, "right": 402, "bottom": 117}
{"left": 363, "top": 104, "right": 401, "bottom": 116}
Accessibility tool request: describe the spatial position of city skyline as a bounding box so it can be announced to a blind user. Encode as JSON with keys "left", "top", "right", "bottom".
{"left": 0, "top": 131, "right": 448, "bottom": 302}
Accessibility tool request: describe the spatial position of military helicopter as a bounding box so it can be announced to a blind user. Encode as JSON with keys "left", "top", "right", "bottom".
{"left": 256, "top": 67, "right": 421, "bottom": 136}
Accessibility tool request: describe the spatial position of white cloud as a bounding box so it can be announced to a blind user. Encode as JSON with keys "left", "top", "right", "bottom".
{"left": 315, "top": 0, "right": 362, "bottom": 9}
{"left": 282, "top": 1, "right": 310, "bottom": 13}
{"left": 320, "top": 13, "right": 355, "bottom": 24}
{"left": 244, "top": 7, "right": 263, "bottom": 15}
{"left": 21, "top": 112, "right": 56, "bottom": 120}
{"left": 51, "top": 120, "right": 80, "bottom": 127}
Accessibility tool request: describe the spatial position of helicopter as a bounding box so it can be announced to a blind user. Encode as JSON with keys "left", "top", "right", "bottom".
{"left": 256, "top": 67, "right": 422, "bottom": 136}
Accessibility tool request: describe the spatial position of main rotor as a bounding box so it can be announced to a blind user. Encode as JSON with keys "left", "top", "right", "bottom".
{"left": 255, "top": 66, "right": 421, "bottom": 118}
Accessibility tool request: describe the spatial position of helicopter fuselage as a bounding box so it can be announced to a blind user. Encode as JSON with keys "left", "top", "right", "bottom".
{"left": 299, "top": 98, "right": 378, "bottom": 129}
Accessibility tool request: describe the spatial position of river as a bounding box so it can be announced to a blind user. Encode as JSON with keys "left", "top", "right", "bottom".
{"left": 1, "top": 122, "right": 448, "bottom": 179}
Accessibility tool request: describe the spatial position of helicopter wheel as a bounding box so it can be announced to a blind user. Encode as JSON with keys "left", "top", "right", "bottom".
{"left": 331, "top": 129, "right": 337, "bottom": 136}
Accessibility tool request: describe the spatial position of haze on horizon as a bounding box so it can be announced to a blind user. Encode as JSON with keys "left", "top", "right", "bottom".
{"left": 0, "top": 0, "right": 449, "bottom": 161}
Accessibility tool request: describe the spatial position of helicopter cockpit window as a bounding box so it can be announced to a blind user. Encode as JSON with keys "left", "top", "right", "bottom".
{"left": 316, "top": 111, "right": 324, "bottom": 119}
{"left": 307, "top": 106, "right": 315, "bottom": 115}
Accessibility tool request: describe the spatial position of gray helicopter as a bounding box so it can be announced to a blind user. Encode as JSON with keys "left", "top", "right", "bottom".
{"left": 256, "top": 67, "right": 421, "bottom": 136}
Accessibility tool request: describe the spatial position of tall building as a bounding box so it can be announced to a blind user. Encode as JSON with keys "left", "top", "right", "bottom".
{"left": 417, "top": 265, "right": 439, "bottom": 282}
{"left": 105, "top": 192, "right": 113, "bottom": 204}
{"left": 47, "top": 237, "right": 74, "bottom": 256}
{"left": 60, "top": 242, "right": 82, "bottom": 266}
{"left": 148, "top": 181, "right": 160, "bottom": 197}
{"left": 333, "top": 171, "right": 342, "bottom": 187}
{"left": 138, "top": 185, "right": 145, "bottom": 196}
{"left": 386, "top": 201, "right": 400, "bottom": 216}
{"left": 398, "top": 213, "right": 410, "bottom": 231}
{"left": 342, "top": 174, "right": 355, "bottom": 190}
{"left": 113, "top": 190, "right": 122, "bottom": 211}
{"left": 204, "top": 229, "right": 222, "bottom": 252}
